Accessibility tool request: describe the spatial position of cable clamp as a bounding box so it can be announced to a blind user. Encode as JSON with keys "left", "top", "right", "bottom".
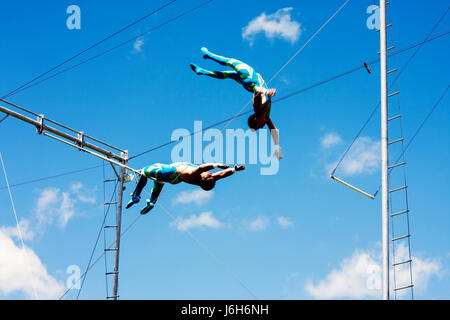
{"left": 77, "top": 131, "right": 85, "bottom": 151}
{"left": 36, "top": 114, "right": 44, "bottom": 134}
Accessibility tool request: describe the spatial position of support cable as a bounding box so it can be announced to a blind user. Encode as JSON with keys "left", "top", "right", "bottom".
{"left": 3, "top": 0, "right": 214, "bottom": 100}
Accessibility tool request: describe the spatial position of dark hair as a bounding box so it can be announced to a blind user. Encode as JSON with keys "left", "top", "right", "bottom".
{"left": 200, "top": 179, "right": 216, "bottom": 191}
{"left": 247, "top": 114, "right": 258, "bottom": 131}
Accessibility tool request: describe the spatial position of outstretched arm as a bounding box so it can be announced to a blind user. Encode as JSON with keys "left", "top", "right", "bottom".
{"left": 267, "top": 118, "right": 283, "bottom": 160}
{"left": 198, "top": 163, "right": 230, "bottom": 172}
{"left": 212, "top": 165, "right": 246, "bottom": 181}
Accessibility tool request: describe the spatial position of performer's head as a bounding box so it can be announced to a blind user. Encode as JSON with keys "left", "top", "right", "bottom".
{"left": 200, "top": 171, "right": 216, "bottom": 191}
{"left": 247, "top": 113, "right": 267, "bottom": 131}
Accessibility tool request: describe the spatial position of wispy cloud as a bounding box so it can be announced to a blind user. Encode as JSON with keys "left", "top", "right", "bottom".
{"left": 133, "top": 38, "right": 144, "bottom": 53}
{"left": 247, "top": 216, "right": 270, "bottom": 231}
{"left": 242, "top": 8, "right": 301, "bottom": 45}
{"left": 305, "top": 243, "right": 442, "bottom": 299}
{"left": 338, "top": 137, "right": 380, "bottom": 176}
{"left": 321, "top": 133, "right": 343, "bottom": 149}
{"left": 36, "top": 182, "right": 96, "bottom": 229}
{"left": 324, "top": 136, "right": 380, "bottom": 176}
{"left": 170, "top": 211, "right": 223, "bottom": 231}
{"left": 0, "top": 181, "right": 97, "bottom": 299}
{"left": 277, "top": 216, "right": 294, "bottom": 228}
{"left": 172, "top": 189, "right": 213, "bottom": 206}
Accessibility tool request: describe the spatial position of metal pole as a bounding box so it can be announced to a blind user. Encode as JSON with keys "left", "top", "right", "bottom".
{"left": 379, "top": 0, "right": 390, "bottom": 300}
{"left": 111, "top": 154, "right": 127, "bottom": 300}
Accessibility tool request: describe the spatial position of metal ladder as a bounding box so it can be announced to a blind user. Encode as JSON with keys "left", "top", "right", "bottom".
{"left": 384, "top": 3, "right": 414, "bottom": 299}
{"left": 102, "top": 165, "right": 120, "bottom": 300}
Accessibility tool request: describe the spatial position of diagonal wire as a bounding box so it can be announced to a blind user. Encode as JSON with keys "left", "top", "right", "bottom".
{"left": 4, "top": 0, "right": 214, "bottom": 99}
{"left": 0, "top": 165, "right": 103, "bottom": 191}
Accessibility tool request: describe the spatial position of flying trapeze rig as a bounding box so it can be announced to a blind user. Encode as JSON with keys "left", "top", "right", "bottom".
{"left": 2, "top": 0, "right": 448, "bottom": 300}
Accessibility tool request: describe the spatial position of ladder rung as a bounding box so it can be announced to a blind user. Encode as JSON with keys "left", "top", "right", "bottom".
{"left": 377, "top": 46, "right": 395, "bottom": 54}
{"left": 104, "top": 248, "right": 118, "bottom": 251}
{"left": 103, "top": 179, "right": 116, "bottom": 182}
{"left": 393, "top": 259, "right": 412, "bottom": 267}
{"left": 387, "top": 68, "right": 398, "bottom": 74}
{"left": 376, "top": 23, "right": 392, "bottom": 32}
{"left": 107, "top": 295, "right": 120, "bottom": 299}
{"left": 391, "top": 209, "right": 409, "bottom": 217}
{"left": 106, "top": 271, "right": 118, "bottom": 275}
{"left": 388, "top": 162, "right": 406, "bottom": 169}
{"left": 388, "top": 138, "right": 404, "bottom": 145}
{"left": 388, "top": 91, "right": 400, "bottom": 98}
{"left": 392, "top": 234, "right": 410, "bottom": 242}
{"left": 388, "top": 114, "right": 401, "bottom": 121}
{"left": 389, "top": 186, "right": 407, "bottom": 193}
{"left": 394, "top": 284, "right": 414, "bottom": 291}
{"left": 104, "top": 225, "right": 118, "bottom": 228}
{"left": 104, "top": 202, "right": 117, "bottom": 205}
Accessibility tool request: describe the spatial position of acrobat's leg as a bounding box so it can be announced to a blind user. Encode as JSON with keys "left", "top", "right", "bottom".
{"left": 125, "top": 174, "right": 148, "bottom": 209}
{"left": 141, "top": 181, "right": 164, "bottom": 215}
{"left": 190, "top": 63, "right": 241, "bottom": 81}
{"left": 201, "top": 47, "right": 255, "bottom": 79}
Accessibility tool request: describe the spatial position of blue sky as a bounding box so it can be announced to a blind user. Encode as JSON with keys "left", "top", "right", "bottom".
{"left": 0, "top": 0, "right": 449, "bottom": 300}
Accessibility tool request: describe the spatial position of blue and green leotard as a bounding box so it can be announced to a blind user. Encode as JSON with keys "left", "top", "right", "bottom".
{"left": 190, "top": 47, "right": 271, "bottom": 117}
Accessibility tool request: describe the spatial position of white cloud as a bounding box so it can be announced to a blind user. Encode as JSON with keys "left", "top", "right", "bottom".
{"left": 305, "top": 243, "right": 442, "bottom": 299}
{"left": 0, "top": 181, "right": 97, "bottom": 299}
{"left": 277, "top": 216, "right": 294, "bottom": 228}
{"left": 172, "top": 189, "right": 213, "bottom": 206}
{"left": 170, "top": 211, "right": 223, "bottom": 231}
{"left": 0, "top": 219, "right": 35, "bottom": 241}
{"left": 329, "top": 137, "right": 380, "bottom": 176}
{"left": 321, "top": 133, "right": 343, "bottom": 149}
{"left": 0, "top": 230, "right": 65, "bottom": 299}
{"left": 35, "top": 183, "right": 96, "bottom": 229}
{"left": 242, "top": 8, "right": 301, "bottom": 45}
{"left": 133, "top": 38, "right": 144, "bottom": 53}
{"left": 248, "top": 216, "right": 270, "bottom": 231}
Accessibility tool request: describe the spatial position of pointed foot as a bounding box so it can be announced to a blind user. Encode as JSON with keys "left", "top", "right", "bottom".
{"left": 200, "top": 47, "right": 209, "bottom": 59}
{"left": 140, "top": 200, "right": 155, "bottom": 215}
{"left": 125, "top": 195, "right": 140, "bottom": 209}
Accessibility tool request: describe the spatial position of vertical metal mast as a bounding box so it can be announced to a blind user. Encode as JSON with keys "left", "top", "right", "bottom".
{"left": 111, "top": 152, "right": 127, "bottom": 300}
{"left": 379, "top": 0, "right": 390, "bottom": 300}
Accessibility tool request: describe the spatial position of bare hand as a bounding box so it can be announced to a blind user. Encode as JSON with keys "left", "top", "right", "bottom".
{"left": 234, "top": 165, "right": 246, "bottom": 171}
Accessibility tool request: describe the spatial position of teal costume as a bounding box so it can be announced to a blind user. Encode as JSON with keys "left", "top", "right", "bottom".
{"left": 126, "top": 162, "right": 199, "bottom": 214}
{"left": 190, "top": 47, "right": 271, "bottom": 116}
